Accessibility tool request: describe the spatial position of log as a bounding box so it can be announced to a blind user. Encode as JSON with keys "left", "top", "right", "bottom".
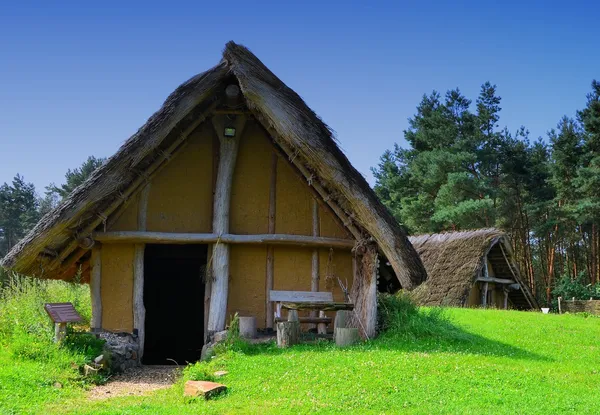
{"left": 287, "top": 309, "right": 299, "bottom": 322}
{"left": 335, "top": 310, "right": 350, "bottom": 330}
{"left": 334, "top": 327, "right": 360, "bottom": 347}
{"left": 310, "top": 198, "right": 320, "bottom": 328}
{"left": 238, "top": 316, "right": 257, "bottom": 339}
{"left": 481, "top": 281, "right": 489, "bottom": 308}
{"left": 133, "top": 183, "right": 150, "bottom": 360}
{"left": 317, "top": 310, "right": 328, "bottom": 335}
{"left": 266, "top": 152, "right": 277, "bottom": 329}
{"left": 350, "top": 246, "right": 378, "bottom": 339}
{"left": 93, "top": 231, "right": 355, "bottom": 249}
{"left": 277, "top": 321, "right": 300, "bottom": 348}
{"left": 207, "top": 115, "right": 246, "bottom": 333}
{"left": 90, "top": 245, "right": 102, "bottom": 330}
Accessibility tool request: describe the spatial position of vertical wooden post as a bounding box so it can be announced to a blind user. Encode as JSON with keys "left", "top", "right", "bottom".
{"left": 54, "top": 322, "right": 67, "bottom": 343}
{"left": 266, "top": 152, "right": 277, "bottom": 329}
{"left": 503, "top": 289, "right": 509, "bottom": 310}
{"left": 133, "top": 183, "right": 150, "bottom": 360}
{"left": 90, "top": 245, "right": 102, "bottom": 330}
{"left": 350, "top": 245, "right": 378, "bottom": 339}
{"left": 207, "top": 114, "right": 246, "bottom": 333}
{"left": 481, "top": 282, "right": 489, "bottom": 308}
{"left": 311, "top": 198, "right": 321, "bottom": 331}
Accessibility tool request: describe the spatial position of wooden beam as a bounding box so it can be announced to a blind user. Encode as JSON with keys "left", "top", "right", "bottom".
{"left": 93, "top": 231, "right": 355, "bottom": 249}
{"left": 266, "top": 151, "right": 277, "bottom": 330}
{"left": 207, "top": 114, "right": 247, "bottom": 333}
{"left": 476, "top": 277, "right": 516, "bottom": 284}
{"left": 133, "top": 183, "right": 150, "bottom": 360}
{"left": 49, "top": 100, "right": 219, "bottom": 272}
{"left": 90, "top": 245, "right": 102, "bottom": 330}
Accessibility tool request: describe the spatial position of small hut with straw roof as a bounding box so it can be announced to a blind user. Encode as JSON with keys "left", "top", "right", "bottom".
{"left": 403, "top": 229, "right": 538, "bottom": 310}
{"left": 0, "top": 42, "right": 426, "bottom": 363}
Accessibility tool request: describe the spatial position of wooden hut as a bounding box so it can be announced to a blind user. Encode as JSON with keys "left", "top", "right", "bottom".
{"left": 0, "top": 42, "right": 426, "bottom": 363}
{"left": 404, "top": 229, "right": 538, "bottom": 310}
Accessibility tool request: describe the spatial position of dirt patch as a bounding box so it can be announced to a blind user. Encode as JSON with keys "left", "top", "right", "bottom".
{"left": 89, "top": 365, "right": 180, "bottom": 399}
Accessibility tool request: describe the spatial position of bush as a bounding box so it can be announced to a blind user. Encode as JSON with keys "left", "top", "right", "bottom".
{"left": 377, "top": 293, "right": 460, "bottom": 340}
{"left": 552, "top": 272, "right": 600, "bottom": 302}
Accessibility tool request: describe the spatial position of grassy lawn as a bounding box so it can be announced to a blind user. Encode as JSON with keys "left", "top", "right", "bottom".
{"left": 2, "top": 306, "right": 600, "bottom": 414}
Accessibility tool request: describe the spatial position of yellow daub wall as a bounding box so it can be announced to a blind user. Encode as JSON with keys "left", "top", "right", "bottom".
{"left": 230, "top": 123, "right": 271, "bottom": 235}
{"left": 100, "top": 244, "right": 135, "bottom": 332}
{"left": 101, "top": 119, "right": 354, "bottom": 331}
{"left": 146, "top": 124, "right": 214, "bottom": 233}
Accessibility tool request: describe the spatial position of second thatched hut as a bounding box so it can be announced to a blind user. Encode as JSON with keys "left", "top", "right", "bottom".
{"left": 403, "top": 229, "right": 538, "bottom": 310}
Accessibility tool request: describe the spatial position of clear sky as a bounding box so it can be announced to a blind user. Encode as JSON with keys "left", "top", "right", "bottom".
{"left": 1, "top": 0, "right": 598, "bottom": 194}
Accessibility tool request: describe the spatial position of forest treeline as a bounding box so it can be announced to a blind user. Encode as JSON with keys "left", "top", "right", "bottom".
{"left": 373, "top": 80, "right": 600, "bottom": 305}
{"left": 0, "top": 156, "right": 105, "bottom": 258}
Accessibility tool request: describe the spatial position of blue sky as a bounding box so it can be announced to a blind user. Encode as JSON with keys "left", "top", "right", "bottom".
{"left": 1, "top": 1, "right": 598, "bottom": 193}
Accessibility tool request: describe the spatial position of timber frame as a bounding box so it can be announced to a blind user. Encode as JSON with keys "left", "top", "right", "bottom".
{"left": 1, "top": 42, "right": 427, "bottom": 345}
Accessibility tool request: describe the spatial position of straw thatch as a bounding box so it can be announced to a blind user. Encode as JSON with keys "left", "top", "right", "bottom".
{"left": 0, "top": 41, "right": 426, "bottom": 289}
{"left": 407, "top": 229, "right": 538, "bottom": 309}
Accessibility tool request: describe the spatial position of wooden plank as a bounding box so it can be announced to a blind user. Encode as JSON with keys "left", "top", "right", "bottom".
{"left": 274, "top": 316, "right": 332, "bottom": 324}
{"left": 94, "top": 231, "right": 355, "bottom": 249}
{"left": 44, "top": 303, "right": 83, "bottom": 323}
{"left": 281, "top": 302, "right": 354, "bottom": 311}
{"left": 269, "top": 290, "right": 333, "bottom": 302}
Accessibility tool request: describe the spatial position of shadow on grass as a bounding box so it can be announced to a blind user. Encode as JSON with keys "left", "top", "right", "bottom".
{"left": 228, "top": 296, "right": 550, "bottom": 363}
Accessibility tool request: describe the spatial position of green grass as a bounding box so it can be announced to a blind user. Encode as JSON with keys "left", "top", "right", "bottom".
{"left": 2, "top": 294, "right": 600, "bottom": 414}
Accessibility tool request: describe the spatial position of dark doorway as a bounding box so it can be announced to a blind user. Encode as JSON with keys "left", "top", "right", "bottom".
{"left": 143, "top": 244, "right": 207, "bottom": 365}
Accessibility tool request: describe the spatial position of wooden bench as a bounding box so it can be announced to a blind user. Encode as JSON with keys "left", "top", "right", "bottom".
{"left": 270, "top": 290, "right": 334, "bottom": 325}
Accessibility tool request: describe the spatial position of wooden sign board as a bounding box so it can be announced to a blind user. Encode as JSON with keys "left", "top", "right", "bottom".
{"left": 44, "top": 303, "right": 83, "bottom": 324}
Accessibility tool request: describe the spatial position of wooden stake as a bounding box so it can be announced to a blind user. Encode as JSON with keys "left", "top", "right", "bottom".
{"left": 207, "top": 115, "right": 246, "bottom": 333}
{"left": 266, "top": 152, "right": 277, "bottom": 329}
{"left": 90, "top": 245, "right": 102, "bottom": 330}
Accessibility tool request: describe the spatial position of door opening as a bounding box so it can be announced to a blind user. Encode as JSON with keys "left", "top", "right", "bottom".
{"left": 142, "top": 244, "right": 207, "bottom": 365}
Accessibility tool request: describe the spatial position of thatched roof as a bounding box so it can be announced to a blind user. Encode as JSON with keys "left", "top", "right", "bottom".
{"left": 1, "top": 41, "right": 426, "bottom": 289}
{"left": 408, "top": 229, "right": 538, "bottom": 309}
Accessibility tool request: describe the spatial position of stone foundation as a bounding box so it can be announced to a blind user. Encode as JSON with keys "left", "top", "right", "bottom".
{"left": 99, "top": 332, "right": 141, "bottom": 372}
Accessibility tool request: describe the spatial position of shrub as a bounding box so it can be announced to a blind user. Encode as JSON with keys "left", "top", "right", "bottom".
{"left": 552, "top": 272, "right": 600, "bottom": 302}
{"left": 377, "top": 293, "right": 461, "bottom": 340}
